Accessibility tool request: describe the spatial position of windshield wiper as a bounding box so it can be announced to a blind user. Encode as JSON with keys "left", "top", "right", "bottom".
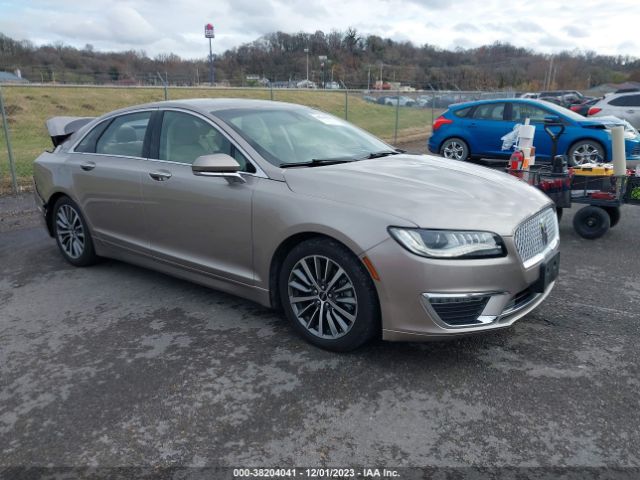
{"left": 279, "top": 158, "right": 356, "bottom": 168}
{"left": 361, "top": 149, "right": 404, "bottom": 159}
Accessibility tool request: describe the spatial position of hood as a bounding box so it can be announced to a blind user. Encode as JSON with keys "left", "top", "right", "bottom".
{"left": 578, "top": 115, "right": 638, "bottom": 133}
{"left": 283, "top": 155, "right": 552, "bottom": 236}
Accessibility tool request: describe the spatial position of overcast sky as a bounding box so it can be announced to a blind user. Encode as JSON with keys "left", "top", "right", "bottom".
{"left": 1, "top": 0, "right": 638, "bottom": 59}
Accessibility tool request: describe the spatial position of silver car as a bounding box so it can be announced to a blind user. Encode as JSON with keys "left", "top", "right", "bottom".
{"left": 33, "top": 99, "right": 560, "bottom": 351}
{"left": 589, "top": 92, "right": 640, "bottom": 128}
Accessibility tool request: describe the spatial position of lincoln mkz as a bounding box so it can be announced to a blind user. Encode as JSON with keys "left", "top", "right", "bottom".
{"left": 33, "top": 99, "right": 559, "bottom": 351}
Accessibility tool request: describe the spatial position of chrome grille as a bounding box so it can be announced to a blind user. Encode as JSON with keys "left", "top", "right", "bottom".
{"left": 514, "top": 208, "right": 559, "bottom": 267}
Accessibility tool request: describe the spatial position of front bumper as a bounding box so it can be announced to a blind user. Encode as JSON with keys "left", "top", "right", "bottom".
{"left": 364, "top": 235, "right": 558, "bottom": 341}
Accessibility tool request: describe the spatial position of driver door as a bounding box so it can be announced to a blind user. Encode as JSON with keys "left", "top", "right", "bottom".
{"left": 141, "top": 110, "right": 258, "bottom": 285}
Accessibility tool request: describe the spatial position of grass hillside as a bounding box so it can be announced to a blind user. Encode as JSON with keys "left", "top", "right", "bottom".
{"left": 0, "top": 86, "right": 437, "bottom": 192}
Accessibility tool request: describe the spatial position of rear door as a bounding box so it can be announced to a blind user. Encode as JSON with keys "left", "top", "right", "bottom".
{"left": 68, "top": 110, "right": 154, "bottom": 251}
{"left": 466, "top": 102, "right": 513, "bottom": 157}
{"left": 607, "top": 94, "right": 640, "bottom": 128}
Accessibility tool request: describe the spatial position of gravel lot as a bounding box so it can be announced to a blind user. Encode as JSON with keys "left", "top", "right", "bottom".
{"left": 1, "top": 175, "right": 639, "bottom": 476}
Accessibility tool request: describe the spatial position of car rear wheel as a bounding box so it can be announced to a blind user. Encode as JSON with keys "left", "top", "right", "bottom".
{"left": 440, "top": 138, "right": 469, "bottom": 161}
{"left": 52, "top": 196, "right": 98, "bottom": 266}
{"left": 279, "top": 238, "right": 380, "bottom": 352}
{"left": 568, "top": 140, "right": 604, "bottom": 165}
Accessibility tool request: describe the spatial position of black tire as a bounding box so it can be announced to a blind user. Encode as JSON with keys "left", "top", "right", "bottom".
{"left": 278, "top": 238, "right": 380, "bottom": 352}
{"left": 440, "top": 137, "right": 469, "bottom": 161}
{"left": 52, "top": 196, "right": 99, "bottom": 267}
{"left": 567, "top": 140, "right": 605, "bottom": 165}
{"left": 573, "top": 206, "right": 610, "bottom": 239}
{"left": 603, "top": 206, "right": 621, "bottom": 227}
{"left": 556, "top": 208, "right": 564, "bottom": 221}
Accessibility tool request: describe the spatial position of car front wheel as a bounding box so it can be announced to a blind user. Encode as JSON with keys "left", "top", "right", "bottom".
{"left": 52, "top": 196, "right": 98, "bottom": 266}
{"left": 568, "top": 140, "right": 604, "bottom": 164}
{"left": 440, "top": 138, "right": 469, "bottom": 161}
{"left": 279, "top": 238, "right": 380, "bottom": 352}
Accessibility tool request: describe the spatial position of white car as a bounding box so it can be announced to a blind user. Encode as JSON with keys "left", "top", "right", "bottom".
{"left": 588, "top": 92, "right": 640, "bottom": 128}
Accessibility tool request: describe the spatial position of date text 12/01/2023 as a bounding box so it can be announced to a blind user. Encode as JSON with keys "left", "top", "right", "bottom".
{"left": 233, "top": 468, "right": 400, "bottom": 478}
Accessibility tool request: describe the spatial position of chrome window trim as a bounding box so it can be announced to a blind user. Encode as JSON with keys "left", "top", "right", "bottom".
{"left": 69, "top": 108, "right": 157, "bottom": 154}
{"left": 156, "top": 107, "right": 268, "bottom": 179}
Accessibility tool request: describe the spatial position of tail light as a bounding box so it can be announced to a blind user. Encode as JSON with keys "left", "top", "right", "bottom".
{"left": 570, "top": 105, "right": 581, "bottom": 112}
{"left": 587, "top": 107, "right": 602, "bottom": 116}
{"left": 433, "top": 116, "right": 453, "bottom": 131}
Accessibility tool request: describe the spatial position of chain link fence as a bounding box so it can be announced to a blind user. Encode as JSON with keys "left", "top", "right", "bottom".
{"left": 0, "top": 84, "right": 516, "bottom": 195}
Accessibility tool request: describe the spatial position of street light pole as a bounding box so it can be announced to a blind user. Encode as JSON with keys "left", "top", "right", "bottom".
{"left": 304, "top": 48, "right": 309, "bottom": 82}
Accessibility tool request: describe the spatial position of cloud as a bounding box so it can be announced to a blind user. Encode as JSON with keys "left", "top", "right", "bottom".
{"left": 565, "top": 25, "right": 589, "bottom": 38}
{"left": 1, "top": 0, "right": 639, "bottom": 58}
{"left": 454, "top": 23, "right": 479, "bottom": 33}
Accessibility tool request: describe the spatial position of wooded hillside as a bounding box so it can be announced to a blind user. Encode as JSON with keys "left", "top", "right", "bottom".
{"left": 1, "top": 30, "right": 639, "bottom": 90}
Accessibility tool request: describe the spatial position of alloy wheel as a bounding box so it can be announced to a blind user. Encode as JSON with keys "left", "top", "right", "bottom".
{"left": 287, "top": 255, "right": 358, "bottom": 339}
{"left": 56, "top": 204, "right": 85, "bottom": 259}
{"left": 572, "top": 143, "right": 602, "bottom": 164}
{"left": 443, "top": 141, "right": 465, "bottom": 160}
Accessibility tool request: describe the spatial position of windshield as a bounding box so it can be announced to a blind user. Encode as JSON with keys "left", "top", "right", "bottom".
{"left": 214, "top": 107, "right": 392, "bottom": 166}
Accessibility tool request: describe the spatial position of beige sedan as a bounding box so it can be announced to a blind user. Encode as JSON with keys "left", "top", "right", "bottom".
{"left": 33, "top": 99, "right": 559, "bottom": 351}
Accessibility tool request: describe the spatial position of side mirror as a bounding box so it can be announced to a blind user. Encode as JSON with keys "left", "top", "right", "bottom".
{"left": 192, "top": 154, "right": 246, "bottom": 183}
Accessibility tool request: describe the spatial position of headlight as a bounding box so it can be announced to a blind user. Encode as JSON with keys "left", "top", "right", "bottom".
{"left": 388, "top": 227, "right": 506, "bottom": 259}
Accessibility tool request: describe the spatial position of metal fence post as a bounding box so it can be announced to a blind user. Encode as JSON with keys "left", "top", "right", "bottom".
{"left": 394, "top": 89, "right": 400, "bottom": 144}
{"left": 0, "top": 85, "right": 19, "bottom": 195}
{"left": 345, "top": 89, "right": 348, "bottom": 120}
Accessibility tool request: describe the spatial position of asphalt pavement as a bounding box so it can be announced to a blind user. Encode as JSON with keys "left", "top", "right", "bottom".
{"left": 1, "top": 192, "right": 639, "bottom": 475}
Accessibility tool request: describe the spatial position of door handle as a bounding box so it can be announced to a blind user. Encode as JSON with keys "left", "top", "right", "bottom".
{"left": 80, "top": 161, "right": 96, "bottom": 171}
{"left": 149, "top": 171, "right": 172, "bottom": 181}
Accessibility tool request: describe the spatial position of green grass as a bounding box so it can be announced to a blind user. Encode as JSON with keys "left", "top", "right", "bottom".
{"left": 0, "top": 86, "right": 437, "bottom": 190}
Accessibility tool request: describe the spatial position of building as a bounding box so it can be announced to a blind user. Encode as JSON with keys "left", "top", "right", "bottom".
{"left": 0, "top": 71, "right": 29, "bottom": 84}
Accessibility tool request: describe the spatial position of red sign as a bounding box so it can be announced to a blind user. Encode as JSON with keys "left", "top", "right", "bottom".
{"left": 205, "top": 24, "right": 215, "bottom": 38}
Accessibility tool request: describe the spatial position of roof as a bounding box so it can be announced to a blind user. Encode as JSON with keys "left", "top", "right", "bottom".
{"left": 127, "top": 98, "right": 309, "bottom": 114}
{"left": 0, "top": 71, "right": 28, "bottom": 83}
{"left": 82, "top": 98, "right": 310, "bottom": 124}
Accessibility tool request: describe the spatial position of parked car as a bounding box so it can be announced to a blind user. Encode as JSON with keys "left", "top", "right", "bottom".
{"left": 569, "top": 97, "right": 601, "bottom": 116}
{"left": 587, "top": 92, "right": 640, "bottom": 129}
{"left": 428, "top": 98, "right": 640, "bottom": 166}
{"left": 382, "top": 95, "right": 416, "bottom": 107}
{"left": 35, "top": 99, "right": 559, "bottom": 351}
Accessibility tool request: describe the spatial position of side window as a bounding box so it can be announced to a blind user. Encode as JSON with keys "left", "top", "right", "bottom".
{"left": 472, "top": 103, "right": 505, "bottom": 121}
{"left": 95, "top": 112, "right": 151, "bottom": 158}
{"left": 609, "top": 95, "right": 640, "bottom": 107}
{"left": 75, "top": 121, "right": 109, "bottom": 153}
{"left": 454, "top": 107, "right": 472, "bottom": 118}
{"left": 159, "top": 111, "right": 255, "bottom": 172}
{"left": 511, "top": 104, "right": 549, "bottom": 123}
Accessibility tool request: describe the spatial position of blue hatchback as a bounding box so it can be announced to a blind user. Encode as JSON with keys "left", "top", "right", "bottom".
{"left": 428, "top": 98, "right": 640, "bottom": 166}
